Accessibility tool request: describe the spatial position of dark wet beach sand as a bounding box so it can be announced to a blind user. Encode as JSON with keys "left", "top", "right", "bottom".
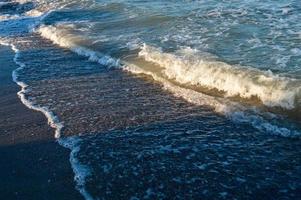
{"left": 0, "top": 45, "right": 82, "bottom": 199}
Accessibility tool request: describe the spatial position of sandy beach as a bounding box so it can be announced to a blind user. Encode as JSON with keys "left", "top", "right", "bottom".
{"left": 0, "top": 45, "right": 82, "bottom": 199}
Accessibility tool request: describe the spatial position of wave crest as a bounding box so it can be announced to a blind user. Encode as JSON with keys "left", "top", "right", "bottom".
{"left": 37, "top": 24, "right": 119, "bottom": 67}
{"left": 34, "top": 24, "right": 300, "bottom": 137}
{"left": 139, "top": 44, "right": 301, "bottom": 110}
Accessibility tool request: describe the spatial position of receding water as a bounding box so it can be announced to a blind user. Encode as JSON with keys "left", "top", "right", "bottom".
{"left": 0, "top": 0, "right": 300, "bottom": 199}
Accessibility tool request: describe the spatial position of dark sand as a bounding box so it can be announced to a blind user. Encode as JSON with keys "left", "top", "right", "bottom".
{"left": 0, "top": 45, "right": 82, "bottom": 199}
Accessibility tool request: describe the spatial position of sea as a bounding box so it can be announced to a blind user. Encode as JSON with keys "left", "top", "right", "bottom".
{"left": 0, "top": 0, "right": 300, "bottom": 199}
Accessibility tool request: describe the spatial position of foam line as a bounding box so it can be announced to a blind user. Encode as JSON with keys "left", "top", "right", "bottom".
{"left": 0, "top": 40, "right": 94, "bottom": 200}
{"left": 123, "top": 63, "right": 301, "bottom": 138}
{"left": 36, "top": 24, "right": 301, "bottom": 110}
{"left": 37, "top": 25, "right": 120, "bottom": 67}
{"left": 34, "top": 25, "right": 301, "bottom": 137}
{"left": 58, "top": 137, "right": 94, "bottom": 200}
{"left": 0, "top": 41, "right": 63, "bottom": 138}
{"left": 139, "top": 44, "right": 301, "bottom": 110}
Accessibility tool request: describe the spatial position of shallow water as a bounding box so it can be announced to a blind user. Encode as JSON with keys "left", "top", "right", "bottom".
{"left": 0, "top": 0, "right": 301, "bottom": 199}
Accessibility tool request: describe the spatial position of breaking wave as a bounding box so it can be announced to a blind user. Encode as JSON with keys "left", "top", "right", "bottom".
{"left": 37, "top": 24, "right": 119, "bottom": 67}
{"left": 35, "top": 24, "right": 301, "bottom": 138}
{"left": 123, "top": 63, "right": 301, "bottom": 138}
{"left": 36, "top": 24, "right": 301, "bottom": 110}
{"left": 139, "top": 44, "right": 301, "bottom": 110}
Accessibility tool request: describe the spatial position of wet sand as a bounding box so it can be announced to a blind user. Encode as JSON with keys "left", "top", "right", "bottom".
{"left": 0, "top": 45, "right": 82, "bottom": 199}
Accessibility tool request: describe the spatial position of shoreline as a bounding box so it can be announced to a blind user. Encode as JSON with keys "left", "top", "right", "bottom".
{"left": 0, "top": 45, "right": 83, "bottom": 199}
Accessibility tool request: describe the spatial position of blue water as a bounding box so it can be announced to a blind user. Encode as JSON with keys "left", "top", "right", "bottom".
{"left": 0, "top": 0, "right": 301, "bottom": 199}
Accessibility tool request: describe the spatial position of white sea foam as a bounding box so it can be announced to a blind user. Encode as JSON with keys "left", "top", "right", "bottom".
{"left": 0, "top": 14, "right": 21, "bottom": 21}
{"left": 123, "top": 63, "right": 300, "bottom": 138}
{"left": 2, "top": 1, "right": 300, "bottom": 199}
{"left": 33, "top": 25, "right": 301, "bottom": 137}
{"left": 14, "top": 0, "right": 71, "bottom": 17}
{"left": 0, "top": 39, "right": 94, "bottom": 200}
{"left": 37, "top": 25, "right": 119, "bottom": 67}
{"left": 0, "top": 0, "right": 44, "bottom": 18}
{"left": 139, "top": 44, "right": 301, "bottom": 110}
{"left": 36, "top": 25, "right": 301, "bottom": 111}
{"left": 58, "top": 137, "right": 94, "bottom": 200}
{"left": 0, "top": 40, "right": 63, "bottom": 138}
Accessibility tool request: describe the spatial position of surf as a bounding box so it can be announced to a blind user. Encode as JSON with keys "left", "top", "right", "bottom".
{"left": 34, "top": 23, "right": 301, "bottom": 138}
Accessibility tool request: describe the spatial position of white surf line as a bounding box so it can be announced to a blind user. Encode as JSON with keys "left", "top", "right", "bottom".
{"left": 123, "top": 63, "right": 301, "bottom": 138}
{"left": 59, "top": 137, "right": 94, "bottom": 200}
{"left": 35, "top": 25, "right": 301, "bottom": 138}
{"left": 1, "top": 6, "right": 95, "bottom": 199}
{"left": 0, "top": 41, "right": 63, "bottom": 138}
{"left": 0, "top": 40, "right": 94, "bottom": 200}
{"left": 0, "top": 22, "right": 63, "bottom": 136}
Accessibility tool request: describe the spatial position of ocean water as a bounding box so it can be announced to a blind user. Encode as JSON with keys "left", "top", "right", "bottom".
{"left": 0, "top": 0, "right": 301, "bottom": 199}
